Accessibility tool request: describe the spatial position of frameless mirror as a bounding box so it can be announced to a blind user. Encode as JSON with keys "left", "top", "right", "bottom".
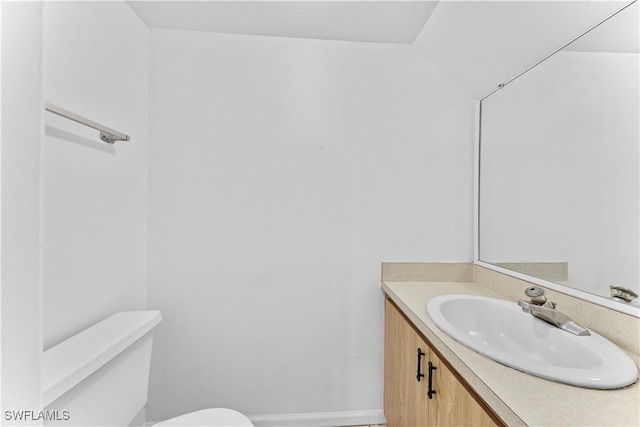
{"left": 479, "top": 1, "right": 639, "bottom": 311}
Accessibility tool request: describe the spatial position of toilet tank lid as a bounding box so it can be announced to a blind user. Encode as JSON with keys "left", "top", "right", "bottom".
{"left": 42, "top": 310, "right": 162, "bottom": 407}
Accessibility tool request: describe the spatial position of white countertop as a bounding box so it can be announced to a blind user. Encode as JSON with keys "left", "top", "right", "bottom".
{"left": 383, "top": 280, "right": 640, "bottom": 427}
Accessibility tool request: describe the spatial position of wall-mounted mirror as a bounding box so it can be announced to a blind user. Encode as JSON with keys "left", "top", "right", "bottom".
{"left": 478, "top": 1, "right": 639, "bottom": 313}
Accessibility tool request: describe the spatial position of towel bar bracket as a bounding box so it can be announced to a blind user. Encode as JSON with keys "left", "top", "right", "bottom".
{"left": 100, "top": 131, "right": 129, "bottom": 144}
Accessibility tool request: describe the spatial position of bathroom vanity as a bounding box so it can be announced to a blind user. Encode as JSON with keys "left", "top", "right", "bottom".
{"left": 382, "top": 263, "right": 640, "bottom": 427}
{"left": 385, "top": 298, "right": 499, "bottom": 426}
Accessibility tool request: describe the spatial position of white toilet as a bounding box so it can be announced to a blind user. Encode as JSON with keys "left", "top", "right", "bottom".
{"left": 41, "top": 310, "right": 254, "bottom": 426}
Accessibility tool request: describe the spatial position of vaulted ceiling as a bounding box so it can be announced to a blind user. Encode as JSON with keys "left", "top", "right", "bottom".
{"left": 413, "top": 1, "right": 633, "bottom": 98}
{"left": 127, "top": 1, "right": 635, "bottom": 99}
{"left": 127, "top": 1, "right": 439, "bottom": 44}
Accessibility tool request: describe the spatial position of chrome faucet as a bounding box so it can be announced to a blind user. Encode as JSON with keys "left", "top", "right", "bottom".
{"left": 518, "top": 287, "right": 590, "bottom": 336}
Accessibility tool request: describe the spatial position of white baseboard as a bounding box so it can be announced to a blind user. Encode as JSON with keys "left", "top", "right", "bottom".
{"left": 249, "top": 409, "right": 386, "bottom": 427}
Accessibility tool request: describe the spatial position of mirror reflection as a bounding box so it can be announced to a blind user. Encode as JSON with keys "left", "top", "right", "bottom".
{"left": 479, "top": 2, "right": 639, "bottom": 306}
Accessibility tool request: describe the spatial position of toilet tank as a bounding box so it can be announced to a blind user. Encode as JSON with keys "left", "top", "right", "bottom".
{"left": 42, "top": 311, "right": 162, "bottom": 426}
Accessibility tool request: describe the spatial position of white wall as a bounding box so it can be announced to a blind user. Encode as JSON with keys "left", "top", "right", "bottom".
{"left": 147, "top": 29, "right": 474, "bottom": 421}
{"left": 480, "top": 50, "right": 639, "bottom": 296}
{"left": 1, "top": 1, "right": 45, "bottom": 415}
{"left": 41, "top": 2, "right": 149, "bottom": 349}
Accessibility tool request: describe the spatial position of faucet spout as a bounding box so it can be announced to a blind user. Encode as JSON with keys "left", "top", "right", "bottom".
{"left": 518, "top": 289, "right": 591, "bottom": 336}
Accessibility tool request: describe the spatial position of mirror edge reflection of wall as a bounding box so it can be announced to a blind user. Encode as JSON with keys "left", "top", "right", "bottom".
{"left": 477, "top": 0, "right": 640, "bottom": 312}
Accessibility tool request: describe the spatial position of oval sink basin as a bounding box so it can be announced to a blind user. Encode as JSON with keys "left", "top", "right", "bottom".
{"left": 427, "top": 294, "right": 638, "bottom": 389}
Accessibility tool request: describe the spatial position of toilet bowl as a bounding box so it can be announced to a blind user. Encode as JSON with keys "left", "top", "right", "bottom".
{"left": 154, "top": 408, "right": 253, "bottom": 426}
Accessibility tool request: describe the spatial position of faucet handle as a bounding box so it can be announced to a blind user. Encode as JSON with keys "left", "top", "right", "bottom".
{"left": 524, "top": 286, "right": 557, "bottom": 308}
{"left": 525, "top": 287, "right": 547, "bottom": 304}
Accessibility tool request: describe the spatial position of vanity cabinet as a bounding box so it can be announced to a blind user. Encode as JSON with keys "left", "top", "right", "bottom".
{"left": 384, "top": 298, "right": 500, "bottom": 427}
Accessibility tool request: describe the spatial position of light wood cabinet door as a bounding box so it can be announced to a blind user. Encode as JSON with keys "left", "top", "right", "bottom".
{"left": 384, "top": 298, "right": 429, "bottom": 427}
{"left": 422, "top": 340, "right": 498, "bottom": 427}
{"left": 385, "top": 298, "right": 500, "bottom": 427}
